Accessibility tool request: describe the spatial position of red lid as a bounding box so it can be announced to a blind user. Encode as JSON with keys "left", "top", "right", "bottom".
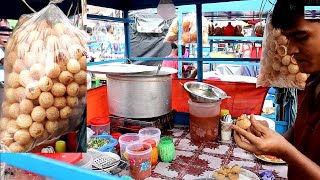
{"left": 34, "top": 153, "right": 83, "bottom": 164}
{"left": 143, "top": 139, "right": 156, "bottom": 148}
{"left": 111, "top": 132, "right": 122, "bottom": 149}
{"left": 90, "top": 117, "right": 110, "bottom": 125}
{"left": 111, "top": 132, "right": 122, "bottom": 139}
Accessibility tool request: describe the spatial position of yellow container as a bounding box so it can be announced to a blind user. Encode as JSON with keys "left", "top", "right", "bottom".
{"left": 220, "top": 109, "right": 230, "bottom": 118}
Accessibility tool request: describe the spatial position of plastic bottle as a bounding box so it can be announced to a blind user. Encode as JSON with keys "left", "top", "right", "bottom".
{"left": 158, "top": 136, "right": 175, "bottom": 162}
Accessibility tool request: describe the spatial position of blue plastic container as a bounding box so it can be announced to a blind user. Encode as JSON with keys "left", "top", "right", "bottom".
{"left": 173, "top": 112, "right": 190, "bottom": 126}
{"left": 275, "top": 121, "right": 288, "bottom": 135}
{"left": 90, "top": 135, "right": 118, "bottom": 152}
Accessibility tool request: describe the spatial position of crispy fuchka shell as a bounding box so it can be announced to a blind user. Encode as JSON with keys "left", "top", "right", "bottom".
{"left": 236, "top": 114, "right": 251, "bottom": 129}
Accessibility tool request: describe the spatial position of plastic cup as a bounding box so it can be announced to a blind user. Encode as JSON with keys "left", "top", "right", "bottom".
{"left": 220, "top": 120, "right": 233, "bottom": 141}
{"left": 126, "top": 142, "right": 152, "bottom": 180}
{"left": 55, "top": 140, "right": 66, "bottom": 152}
{"left": 138, "top": 127, "right": 161, "bottom": 145}
{"left": 119, "top": 133, "right": 140, "bottom": 160}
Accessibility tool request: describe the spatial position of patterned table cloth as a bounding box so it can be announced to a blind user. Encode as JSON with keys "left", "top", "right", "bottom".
{"left": 120, "top": 128, "right": 288, "bottom": 180}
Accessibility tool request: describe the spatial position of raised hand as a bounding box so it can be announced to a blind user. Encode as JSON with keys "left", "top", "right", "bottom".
{"left": 232, "top": 114, "right": 289, "bottom": 157}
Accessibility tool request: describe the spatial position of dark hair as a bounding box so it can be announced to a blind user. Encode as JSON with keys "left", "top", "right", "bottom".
{"left": 171, "top": 43, "right": 178, "bottom": 49}
{"left": 271, "top": 0, "right": 304, "bottom": 30}
{"left": 106, "top": 25, "right": 112, "bottom": 32}
{"left": 86, "top": 27, "right": 93, "bottom": 33}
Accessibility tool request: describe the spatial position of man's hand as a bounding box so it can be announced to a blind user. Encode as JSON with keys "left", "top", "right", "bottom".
{"left": 232, "top": 114, "right": 289, "bottom": 157}
{"left": 248, "top": 117, "right": 269, "bottom": 137}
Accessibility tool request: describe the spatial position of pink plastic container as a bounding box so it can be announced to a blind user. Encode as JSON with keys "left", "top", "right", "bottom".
{"left": 126, "top": 142, "right": 152, "bottom": 180}
{"left": 119, "top": 133, "right": 140, "bottom": 160}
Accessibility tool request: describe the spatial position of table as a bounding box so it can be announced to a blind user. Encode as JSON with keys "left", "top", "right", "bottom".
{"left": 120, "top": 127, "right": 288, "bottom": 180}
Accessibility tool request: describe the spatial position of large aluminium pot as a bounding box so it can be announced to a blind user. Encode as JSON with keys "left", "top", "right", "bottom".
{"left": 107, "top": 71, "right": 172, "bottom": 118}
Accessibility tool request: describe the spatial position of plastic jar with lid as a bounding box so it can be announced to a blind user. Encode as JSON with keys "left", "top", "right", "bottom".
{"left": 119, "top": 133, "right": 140, "bottom": 160}
{"left": 188, "top": 99, "right": 221, "bottom": 142}
{"left": 90, "top": 117, "right": 110, "bottom": 135}
{"left": 126, "top": 142, "right": 152, "bottom": 180}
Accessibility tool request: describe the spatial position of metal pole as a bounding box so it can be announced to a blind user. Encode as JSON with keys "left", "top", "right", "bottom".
{"left": 80, "top": 0, "right": 87, "bottom": 30}
{"left": 196, "top": 4, "right": 203, "bottom": 82}
{"left": 178, "top": 8, "right": 183, "bottom": 78}
{"left": 209, "top": 40, "right": 213, "bottom": 70}
{"left": 124, "top": 10, "right": 131, "bottom": 62}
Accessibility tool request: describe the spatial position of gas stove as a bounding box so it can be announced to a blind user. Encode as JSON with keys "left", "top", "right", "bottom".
{"left": 109, "top": 111, "right": 175, "bottom": 134}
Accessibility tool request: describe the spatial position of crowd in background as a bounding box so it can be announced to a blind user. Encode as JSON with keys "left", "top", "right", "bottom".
{"left": 85, "top": 23, "right": 125, "bottom": 61}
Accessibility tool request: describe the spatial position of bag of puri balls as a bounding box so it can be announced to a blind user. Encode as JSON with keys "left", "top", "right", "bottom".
{"left": 181, "top": 12, "right": 209, "bottom": 45}
{"left": 164, "top": 17, "right": 179, "bottom": 43}
{"left": 257, "top": 17, "right": 309, "bottom": 89}
{"left": 0, "top": 2, "right": 88, "bottom": 152}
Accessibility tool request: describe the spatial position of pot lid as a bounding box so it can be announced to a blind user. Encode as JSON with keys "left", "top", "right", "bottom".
{"left": 87, "top": 63, "right": 157, "bottom": 75}
{"left": 107, "top": 66, "right": 178, "bottom": 77}
{"left": 87, "top": 63, "right": 177, "bottom": 76}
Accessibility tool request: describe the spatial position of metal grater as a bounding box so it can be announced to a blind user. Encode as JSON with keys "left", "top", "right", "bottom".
{"left": 88, "top": 149, "right": 120, "bottom": 171}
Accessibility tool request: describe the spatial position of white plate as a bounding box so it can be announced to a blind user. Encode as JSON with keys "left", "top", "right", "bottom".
{"left": 254, "top": 154, "right": 286, "bottom": 164}
{"left": 209, "top": 169, "right": 260, "bottom": 180}
{"left": 254, "top": 115, "right": 276, "bottom": 131}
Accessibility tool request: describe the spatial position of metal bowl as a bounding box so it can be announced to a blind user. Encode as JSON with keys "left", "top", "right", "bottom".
{"left": 183, "top": 82, "right": 230, "bottom": 103}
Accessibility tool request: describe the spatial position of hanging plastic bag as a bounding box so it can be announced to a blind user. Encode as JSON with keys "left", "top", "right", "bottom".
{"left": 0, "top": 2, "right": 88, "bottom": 152}
{"left": 256, "top": 17, "right": 308, "bottom": 89}
{"left": 164, "top": 18, "right": 178, "bottom": 42}
{"left": 181, "top": 12, "right": 209, "bottom": 44}
{"left": 16, "top": 13, "right": 35, "bottom": 27}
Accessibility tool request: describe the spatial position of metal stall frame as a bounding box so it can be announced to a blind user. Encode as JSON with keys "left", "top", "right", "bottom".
{"left": 85, "top": 0, "right": 273, "bottom": 81}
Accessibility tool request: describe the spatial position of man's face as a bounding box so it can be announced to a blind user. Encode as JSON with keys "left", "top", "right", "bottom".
{"left": 282, "top": 16, "right": 320, "bottom": 74}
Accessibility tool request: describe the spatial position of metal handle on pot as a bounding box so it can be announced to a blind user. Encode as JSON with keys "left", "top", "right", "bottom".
{"left": 156, "top": 64, "right": 162, "bottom": 75}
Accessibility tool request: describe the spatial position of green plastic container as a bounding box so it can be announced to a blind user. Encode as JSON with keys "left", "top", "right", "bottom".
{"left": 158, "top": 136, "right": 175, "bottom": 162}
{"left": 91, "top": 79, "right": 101, "bottom": 88}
